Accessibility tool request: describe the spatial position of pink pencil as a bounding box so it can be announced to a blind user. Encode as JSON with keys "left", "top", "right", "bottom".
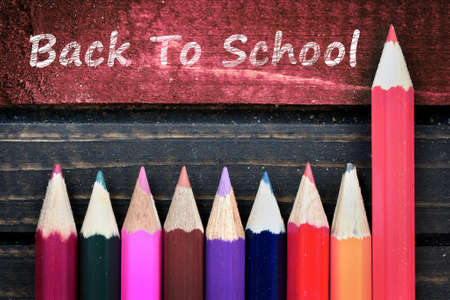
{"left": 121, "top": 167, "right": 162, "bottom": 300}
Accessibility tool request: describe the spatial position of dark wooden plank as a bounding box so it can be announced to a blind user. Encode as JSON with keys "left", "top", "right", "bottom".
{"left": 0, "top": 119, "right": 447, "bottom": 234}
{"left": 1, "top": 0, "right": 448, "bottom": 105}
{"left": 416, "top": 247, "right": 450, "bottom": 299}
{"left": 0, "top": 246, "right": 34, "bottom": 299}
{"left": 0, "top": 245, "right": 447, "bottom": 299}
{"left": 0, "top": 138, "right": 447, "bottom": 174}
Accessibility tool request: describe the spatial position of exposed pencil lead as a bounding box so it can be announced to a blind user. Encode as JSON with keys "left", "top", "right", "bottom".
{"left": 304, "top": 162, "right": 315, "bottom": 185}
{"left": 164, "top": 165, "right": 203, "bottom": 233}
{"left": 246, "top": 170, "right": 284, "bottom": 234}
{"left": 332, "top": 165, "right": 370, "bottom": 239}
{"left": 346, "top": 163, "right": 355, "bottom": 172}
{"left": 81, "top": 171, "right": 119, "bottom": 238}
{"left": 261, "top": 171, "right": 273, "bottom": 193}
{"left": 217, "top": 167, "right": 231, "bottom": 196}
{"left": 122, "top": 166, "right": 160, "bottom": 234}
{"left": 386, "top": 24, "right": 398, "bottom": 43}
{"left": 51, "top": 163, "right": 62, "bottom": 179}
{"left": 95, "top": 170, "right": 106, "bottom": 190}
{"left": 38, "top": 164, "right": 76, "bottom": 237}
{"left": 372, "top": 25, "right": 412, "bottom": 90}
{"left": 288, "top": 162, "right": 328, "bottom": 228}
{"left": 177, "top": 166, "right": 191, "bottom": 188}
{"left": 138, "top": 166, "right": 151, "bottom": 195}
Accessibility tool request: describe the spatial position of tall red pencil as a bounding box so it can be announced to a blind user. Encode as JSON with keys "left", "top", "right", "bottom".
{"left": 35, "top": 164, "right": 77, "bottom": 300}
{"left": 372, "top": 25, "right": 415, "bottom": 299}
{"left": 287, "top": 163, "right": 329, "bottom": 300}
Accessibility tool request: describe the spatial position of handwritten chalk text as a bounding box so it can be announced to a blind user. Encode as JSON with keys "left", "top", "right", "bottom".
{"left": 29, "top": 30, "right": 360, "bottom": 68}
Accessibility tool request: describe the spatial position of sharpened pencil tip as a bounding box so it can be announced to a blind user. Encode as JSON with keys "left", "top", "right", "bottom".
{"left": 346, "top": 163, "right": 355, "bottom": 172}
{"left": 217, "top": 167, "right": 231, "bottom": 197}
{"left": 386, "top": 24, "right": 398, "bottom": 43}
{"left": 95, "top": 170, "right": 107, "bottom": 190}
{"left": 51, "top": 164, "right": 62, "bottom": 179}
{"left": 177, "top": 166, "right": 191, "bottom": 188}
{"left": 138, "top": 166, "right": 151, "bottom": 195}
{"left": 304, "top": 162, "right": 316, "bottom": 185}
{"left": 261, "top": 171, "right": 273, "bottom": 193}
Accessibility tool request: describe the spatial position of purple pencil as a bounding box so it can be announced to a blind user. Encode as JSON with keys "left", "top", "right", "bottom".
{"left": 205, "top": 167, "right": 245, "bottom": 300}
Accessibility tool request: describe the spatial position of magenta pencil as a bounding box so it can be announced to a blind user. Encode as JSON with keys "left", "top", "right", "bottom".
{"left": 121, "top": 167, "right": 162, "bottom": 300}
{"left": 35, "top": 164, "right": 77, "bottom": 300}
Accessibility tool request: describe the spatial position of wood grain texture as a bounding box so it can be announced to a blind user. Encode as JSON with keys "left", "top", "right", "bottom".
{"left": 1, "top": 0, "right": 449, "bottom": 105}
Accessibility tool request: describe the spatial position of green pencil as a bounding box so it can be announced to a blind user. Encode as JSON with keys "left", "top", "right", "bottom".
{"left": 80, "top": 171, "right": 120, "bottom": 300}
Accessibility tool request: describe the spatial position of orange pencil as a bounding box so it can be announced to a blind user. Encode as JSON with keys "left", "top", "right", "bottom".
{"left": 331, "top": 163, "right": 371, "bottom": 300}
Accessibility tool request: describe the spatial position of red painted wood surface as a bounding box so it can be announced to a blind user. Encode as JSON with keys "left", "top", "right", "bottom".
{"left": 0, "top": 0, "right": 448, "bottom": 105}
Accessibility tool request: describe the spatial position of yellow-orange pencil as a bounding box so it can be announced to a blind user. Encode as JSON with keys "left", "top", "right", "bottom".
{"left": 331, "top": 163, "right": 371, "bottom": 300}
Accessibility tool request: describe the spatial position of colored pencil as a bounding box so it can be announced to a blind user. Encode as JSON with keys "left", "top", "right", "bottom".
{"left": 287, "top": 162, "right": 329, "bottom": 300}
{"left": 164, "top": 166, "right": 204, "bottom": 300}
{"left": 245, "top": 171, "right": 286, "bottom": 300}
{"left": 80, "top": 171, "right": 120, "bottom": 300}
{"left": 205, "top": 167, "right": 245, "bottom": 300}
{"left": 35, "top": 164, "right": 77, "bottom": 300}
{"left": 122, "top": 167, "right": 162, "bottom": 300}
{"left": 372, "top": 25, "right": 415, "bottom": 299}
{"left": 330, "top": 163, "right": 371, "bottom": 300}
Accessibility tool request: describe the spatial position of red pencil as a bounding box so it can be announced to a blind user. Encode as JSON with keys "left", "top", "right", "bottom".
{"left": 287, "top": 163, "right": 329, "bottom": 300}
{"left": 372, "top": 25, "right": 415, "bottom": 299}
{"left": 35, "top": 164, "right": 77, "bottom": 300}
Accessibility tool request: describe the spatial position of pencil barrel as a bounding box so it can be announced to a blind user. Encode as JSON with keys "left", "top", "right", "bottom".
{"left": 245, "top": 230, "right": 286, "bottom": 300}
{"left": 164, "top": 229, "right": 204, "bottom": 300}
{"left": 121, "top": 229, "right": 162, "bottom": 300}
{"left": 372, "top": 86, "right": 415, "bottom": 299}
{"left": 287, "top": 223, "right": 329, "bottom": 300}
{"left": 330, "top": 236, "right": 371, "bottom": 300}
{"left": 205, "top": 238, "right": 245, "bottom": 300}
{"left": 79, "top": 235, "right": 120, "bottom": 300}
{"left": 35, "top": 231, "right": 77, "bottom": 300}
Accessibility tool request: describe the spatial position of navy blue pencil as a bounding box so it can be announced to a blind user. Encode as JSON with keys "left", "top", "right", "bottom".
{"left": 245, "top": 171, "right": 286, "bottom": 300}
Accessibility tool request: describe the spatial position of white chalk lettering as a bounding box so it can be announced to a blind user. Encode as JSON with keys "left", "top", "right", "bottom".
{"left": 324, "top": 42, "right": 345, "bottom": 67}
{"left": 180, "top": 42, "right": 201, "bottom": 66}
{"left": 149, "top": 35, "right": 182, "bottom": 66}
{"left": 27, "top": 29, "right": 360, "bottom": 70}
{"left": 350, "top": 29, "right": 360, "bottom": 67}
{"left": 249, "top": 41, "right": 269, "bottom": 66}
{"left": 85, "top": 41, "right": 104, "bottom": 67}
{"left": 108, "top": 30, "right": 131, "bottom": 67}
{"left": 59, "top": 41, "right": 82, "bottom": 67}
{"left": 272, "top": 31, "right": 297, "bottom": 65}
{"left": 29, "top": 34, "right": 56, "bottom": 68}
{"left": 299, "top": 42, "right": 320, "bottom": 66}
{"left": 222, "top": 34, "right": 247, "bottom": 68}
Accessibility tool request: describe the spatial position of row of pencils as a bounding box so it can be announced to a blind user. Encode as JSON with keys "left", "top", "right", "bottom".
{"left": 35, "top": 25, "right": 415, "bottom": 300}
{"left": 35, "top": 162, "right": 370, "bottom": 300}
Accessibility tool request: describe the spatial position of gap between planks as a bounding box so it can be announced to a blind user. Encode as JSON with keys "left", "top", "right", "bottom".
{"left": 0, "top": 162, "right": 448, "bottom": 172}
